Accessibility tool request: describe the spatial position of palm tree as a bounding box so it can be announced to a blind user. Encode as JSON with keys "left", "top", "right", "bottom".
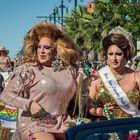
{"left": 64, "top": 0, "right": 140, "bottom": 57}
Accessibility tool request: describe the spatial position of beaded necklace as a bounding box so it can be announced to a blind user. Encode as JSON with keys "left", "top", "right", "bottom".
{"left": 103, "top": 105, "right": 139, "bottom": 140}
{"left": 116, "top": 73, "right": 127, "bottom": 81}
{"left": 73, "top": 74, "right": 83, "bottom": 121}
{"left": 103, "top": 104, "right": 121, "bottom": 140}
{"left": 73, "top": 73, "right": 90, "bottom": 125}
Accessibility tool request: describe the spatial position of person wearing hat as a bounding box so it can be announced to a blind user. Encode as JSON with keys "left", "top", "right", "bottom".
{"left": 0, "top": 47, "right": 12, "bottom": 72}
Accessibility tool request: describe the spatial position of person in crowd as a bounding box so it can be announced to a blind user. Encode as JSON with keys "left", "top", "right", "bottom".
{"left": 0, "top": 22, "right": 88, "bottom": 140}
{"left": 130, "top": 58, "right": 139, "bottom": 71}
{"left": 89, "top": 26, "right": 140, "bottom": 139}
{"left": 131, "top": 55, "right": 140, "bottom": 72}
{"left": 125, "top": 60, "right": 132, "bottom": 68}
{"left": 137, "top": 60, "right": 140, "bottom": 72}
{"left": 0, "top": 47, "right": 12, "bottom": 72}
{"left": 0, "top": 73, "right": 4, "bottom": 93}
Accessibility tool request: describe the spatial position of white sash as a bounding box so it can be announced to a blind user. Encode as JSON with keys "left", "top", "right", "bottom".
{"left": 98, "top": 65, "right": 140, "bottom": 117}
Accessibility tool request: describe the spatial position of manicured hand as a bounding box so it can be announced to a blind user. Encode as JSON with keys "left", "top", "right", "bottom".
{"left": 30, "top": 101, "right": 42, "bottom": 117}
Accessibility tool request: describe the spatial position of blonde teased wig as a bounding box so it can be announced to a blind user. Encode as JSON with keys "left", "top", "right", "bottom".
{"left": 23, "top": 22, "right": 62, "bottom": 63}
{"left": 55, "top": 34, "right": 80, "bottom": 67}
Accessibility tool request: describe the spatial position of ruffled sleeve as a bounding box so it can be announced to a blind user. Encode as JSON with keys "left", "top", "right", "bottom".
{"left": 0, "top": 64, "right": 35, "bottom": 111}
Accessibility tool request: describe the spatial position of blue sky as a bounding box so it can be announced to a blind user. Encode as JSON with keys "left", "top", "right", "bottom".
{"left": 0, "top": 0, "right": 89, "bottom": 60}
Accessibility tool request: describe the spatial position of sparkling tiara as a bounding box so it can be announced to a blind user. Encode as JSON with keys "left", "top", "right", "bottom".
{"left": 108, "top": 26, "right": 135, "bottom": 52}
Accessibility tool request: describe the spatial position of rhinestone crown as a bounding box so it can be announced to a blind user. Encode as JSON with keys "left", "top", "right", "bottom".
{"left": 109, "top": 26, "right": 135, "bottom": 53}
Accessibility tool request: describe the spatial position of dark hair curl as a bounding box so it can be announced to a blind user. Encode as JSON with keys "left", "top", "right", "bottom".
{"left": 102, "top": 33, "right": 133, "bottom": 60}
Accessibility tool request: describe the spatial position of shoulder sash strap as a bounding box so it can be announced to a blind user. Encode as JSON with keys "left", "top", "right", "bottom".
{"left": 98, "top": 65, "right": 140, "bottom": 117}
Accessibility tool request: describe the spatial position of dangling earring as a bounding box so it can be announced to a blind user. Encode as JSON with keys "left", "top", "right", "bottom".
{"left": 51, "top": 54, "right": 64, "bottom": 71}
{"left": 124, "top": 58, "right": 128, "bottom": 65}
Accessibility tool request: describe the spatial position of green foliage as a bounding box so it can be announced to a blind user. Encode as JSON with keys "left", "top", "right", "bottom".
{"left": 63, "top": 0, "right": 140, "bottom": 53}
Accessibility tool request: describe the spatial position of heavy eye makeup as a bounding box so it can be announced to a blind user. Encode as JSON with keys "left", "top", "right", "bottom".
{"left": 108, "top": 52, "right": 124, "bottom": 56}
{"left": 36, "top": 45, "right": 53, "bottom": 50}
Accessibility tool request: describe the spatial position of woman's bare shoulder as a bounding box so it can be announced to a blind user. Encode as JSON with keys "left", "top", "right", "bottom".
{"left": 134, "top": 71, "right": 140, "bottom": 84}
{"left": 126, "top": 67, "right": 140, "bottom": 88}
{"left": 126, "top": 67, "right": 140, "bottom": 77}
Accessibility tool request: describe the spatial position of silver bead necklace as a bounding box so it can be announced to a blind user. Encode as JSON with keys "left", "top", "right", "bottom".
{"left": 116, "top": 72, "right": 127, "bottom": 81}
